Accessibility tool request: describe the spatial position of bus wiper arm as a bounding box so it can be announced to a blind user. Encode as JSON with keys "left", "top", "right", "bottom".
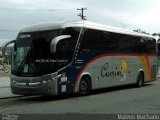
{"left": 17, "top": 48, "right": 31, "bottom": 73}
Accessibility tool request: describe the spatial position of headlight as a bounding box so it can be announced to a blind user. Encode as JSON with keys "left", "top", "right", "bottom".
{"left": 42, "top": 80, "right": 51, "bottom": 84}
{"left": 42, "top": 80, "right": 48, "bottom": 84}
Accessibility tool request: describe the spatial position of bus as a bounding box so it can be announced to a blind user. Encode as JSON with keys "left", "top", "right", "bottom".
{"left": 2, "top": 20, "right": 157, "bottom": 96}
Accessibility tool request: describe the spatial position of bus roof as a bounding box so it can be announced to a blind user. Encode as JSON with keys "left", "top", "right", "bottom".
{"left": 20, "top": 20, "right": 155, "bottom": 39}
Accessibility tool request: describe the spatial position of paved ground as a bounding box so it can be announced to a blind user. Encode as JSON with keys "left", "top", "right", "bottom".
{"left": 0, "top": 65, "right": 17, "bottom": 98}
{"left": 0, "top": 65, "right": 10, "bottom": 77}
{"left": 0, "top": 77, "right": 10, "bottom": 98}
{"left": 0, "top": 78, "right": 160, "bottom": 113}
{"left": 0, "top": 77, "right": 21, "bottom": 98}
{"left": 0, "top": 75, "right": 160, "bottom": 120}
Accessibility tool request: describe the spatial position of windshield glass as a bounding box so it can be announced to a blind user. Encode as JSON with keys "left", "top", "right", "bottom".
{"left": 12, "top": 27, "right": 81, "bottom": 76}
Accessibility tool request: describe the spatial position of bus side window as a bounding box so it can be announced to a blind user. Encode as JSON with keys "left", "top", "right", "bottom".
{"left": 79, "top": 29, "right": 91, "bottom": 55}
{"left": 146, "top": 38, "right": 156, "bottom": 54}
{"left": 80, "top": 29, "right": 103, "bottom": 55}
{"left": 139, "top": 38, "right": 147, "bottom": 53}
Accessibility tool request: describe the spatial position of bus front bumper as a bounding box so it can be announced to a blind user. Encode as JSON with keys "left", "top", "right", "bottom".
{"left": 10, "top": 74, "right": 58, "bottom": 96}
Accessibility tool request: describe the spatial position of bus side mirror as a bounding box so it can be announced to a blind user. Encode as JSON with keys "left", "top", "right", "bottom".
{"left": 2, "top": 40, "right": 15, "bottom": 59}
{"left": 50, "top": 35, "right": 71, "bottom": 53}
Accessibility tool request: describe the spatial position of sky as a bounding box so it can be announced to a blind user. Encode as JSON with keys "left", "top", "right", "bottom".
{"left": 0, "top": 0, "right": 160, "bottom": 45}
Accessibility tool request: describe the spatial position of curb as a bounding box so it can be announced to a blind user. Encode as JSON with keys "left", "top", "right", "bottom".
{"left": 0, "top": 95, "right": 23, "bottom": 99}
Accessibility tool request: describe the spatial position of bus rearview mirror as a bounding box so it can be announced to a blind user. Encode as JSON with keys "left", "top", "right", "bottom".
{"left": 2, "top": 40, "right": 15, "bottom": 59}
{"left": 50, "top": 35, "right": 71, "bottom": 53}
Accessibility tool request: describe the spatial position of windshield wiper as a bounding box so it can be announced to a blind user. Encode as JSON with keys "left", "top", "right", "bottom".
{"left": 17, "top": 48, "right": 30, "bottom": 73}
{"left": 17, "top": 48, "right": 37, "bottom": 73}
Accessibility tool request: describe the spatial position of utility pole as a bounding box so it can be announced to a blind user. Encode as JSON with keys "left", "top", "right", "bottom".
{"left": 77, "top": 7, "right": 87, "bottom": 20}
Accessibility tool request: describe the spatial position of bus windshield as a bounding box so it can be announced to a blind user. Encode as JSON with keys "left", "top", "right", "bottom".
{"left": 12, "top": 27, "right": 81, "bottom": 76}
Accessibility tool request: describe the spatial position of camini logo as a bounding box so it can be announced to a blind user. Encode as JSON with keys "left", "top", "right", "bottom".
{"left": 100, "top": 58, "right": 129, "bottom": 81}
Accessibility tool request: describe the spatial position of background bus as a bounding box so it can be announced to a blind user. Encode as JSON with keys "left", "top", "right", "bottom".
{"left": 2, "top": 20, "right": 157, "bottom": 96}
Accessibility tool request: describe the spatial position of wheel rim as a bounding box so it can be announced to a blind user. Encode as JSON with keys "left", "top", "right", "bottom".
{"left": 80, "top": 81, "right": 88, "bottom": 93}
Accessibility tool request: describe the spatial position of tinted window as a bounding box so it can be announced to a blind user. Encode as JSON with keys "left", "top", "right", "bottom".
{"left": 80, "top": 29, "right": 103, "bottom": 52}
{"left": 139, "top": 37, "right": 156, "bottom": 54}
{"left": 118, "top": 34, "right": 139, "bottom": 53}
{"left": 80, "top": 28, "right": 156, "bottom": 54}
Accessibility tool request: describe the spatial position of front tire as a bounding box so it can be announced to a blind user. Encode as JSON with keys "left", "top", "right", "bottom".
{"left": 79, "top": 77, "right": 91, "bottom": 96}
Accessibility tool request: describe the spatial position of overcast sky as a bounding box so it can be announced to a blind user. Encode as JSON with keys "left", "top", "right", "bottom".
{"left": 0, "top": 0, "right": 160, "bottom": 45}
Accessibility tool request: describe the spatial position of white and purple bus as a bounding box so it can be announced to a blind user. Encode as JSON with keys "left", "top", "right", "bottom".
{"left": 2, "top": 20, "right": 157, "bottom": 96}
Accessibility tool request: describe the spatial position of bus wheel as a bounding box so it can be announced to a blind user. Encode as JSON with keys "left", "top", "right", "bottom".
{"left": 79, "top": 76, "right": 91, "bottom": 96}
{"left": 136, "top": 72, "right": 144, "bottom": 87}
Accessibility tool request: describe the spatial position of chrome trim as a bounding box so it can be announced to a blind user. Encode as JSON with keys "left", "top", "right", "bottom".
{"left": 29, "top": 82, "right": 41, "bottom": 85}
{"left": 15, "top": 82, "right": 26, "bottom": 86}
{"left": 14, "top": 81, "right": 41, "bottom": 86}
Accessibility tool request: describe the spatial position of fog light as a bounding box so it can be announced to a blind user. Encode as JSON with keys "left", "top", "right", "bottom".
{"left": 42, "top": 81, "right": 47, "bottom": 84}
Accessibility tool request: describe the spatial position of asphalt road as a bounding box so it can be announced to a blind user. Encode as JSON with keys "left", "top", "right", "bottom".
{"left": 0, "top": 78, "right": 160, "bottom": 120}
